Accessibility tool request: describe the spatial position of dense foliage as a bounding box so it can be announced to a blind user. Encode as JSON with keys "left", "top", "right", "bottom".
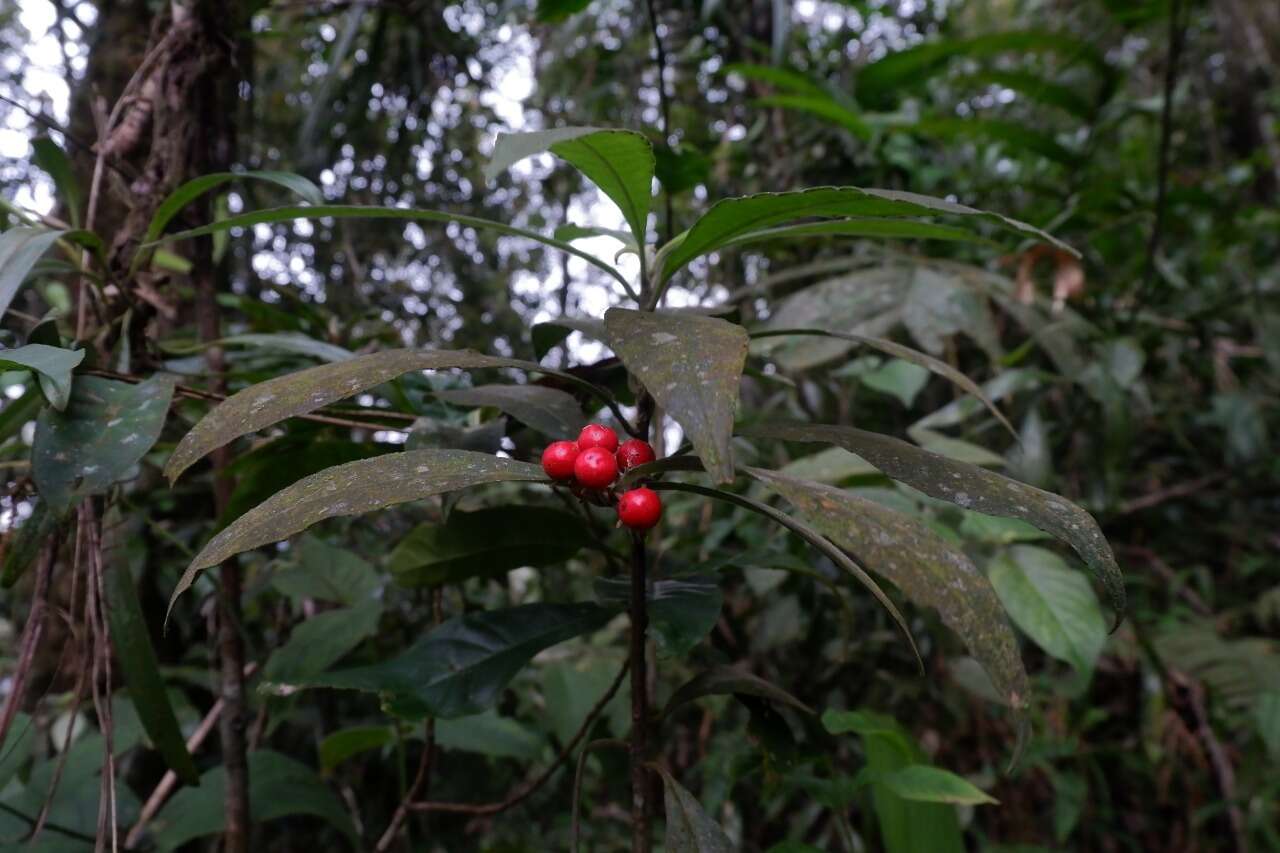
{"left": 0, "top": 1, "right": 1276, "bottom": 851}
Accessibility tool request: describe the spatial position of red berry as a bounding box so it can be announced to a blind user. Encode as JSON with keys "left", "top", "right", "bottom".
{"left": 574, "top": 446, "right": 619, "bottom": 489}
{"left": 616, "top": 439, "right": 656, "bottom": 472}
{"left": 578, "top": 423, "right": 619, "bottom": 453}
{"left": 541, "top": 440, "right": 579, "bottom": 481}
{"left": 617, "top": 487, "right": 662, "bottom": 531}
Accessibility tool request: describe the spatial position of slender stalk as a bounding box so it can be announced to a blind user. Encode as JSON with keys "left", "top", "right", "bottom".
{"left": 628, "top": 532, "right": 652, "bottom": 853}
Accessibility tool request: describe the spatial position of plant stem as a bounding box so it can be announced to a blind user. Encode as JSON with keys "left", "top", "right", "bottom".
{"left": 629, "top": 531, "right": 652, "bottom": 853}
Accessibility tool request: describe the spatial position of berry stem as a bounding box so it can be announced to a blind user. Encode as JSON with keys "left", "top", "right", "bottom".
{"left": 628, "top": 530, "right": 652, "bottom": 853}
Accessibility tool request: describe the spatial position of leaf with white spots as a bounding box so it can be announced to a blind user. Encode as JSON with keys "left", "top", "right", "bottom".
{"left": 32, "top": 375, "right": 176, "bottom": 513}
{"left": 604, "top": 308, "right": 748, "bottom": 484}
{"left": 168, "top": 450, "right": 547, "bottom": 617}
{"left": 165, "top": 348, "right": 613, "bottom": 483}
{"left": 741, "top": 422, "right": 1125, "bottom": 626}
{"left": 746, "top": 467, "right": 1028, "bottom": 710}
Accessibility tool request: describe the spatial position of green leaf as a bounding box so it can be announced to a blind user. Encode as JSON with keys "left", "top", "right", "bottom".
{"left": 989, "top": 545, "right": 1107, "bottom": 677}
{"left": 484, "top": 128, "right": 654, "bottom": 243}
{"left": 779, "top": 446, "right": 878, "bottom": 483}
{"left": 657, "top": 766, "right": 735, "bottom": 853}
{"left": 757, "top": 93, "right": 872, "bottom": 139}
{"left": 141, "top": 170, "right": 322, "bottom": 246}
{"left": 222, "top": 439, "right": 388, "bottom": 527}
{"left": 723, "top": 62, "right": 828, "bottom": 97}
{"left": 660, "top": 186, "right": 1075, "bottom": 281}
{"left": 31, "top": 137, "right": 82, "bottom": 227}
{"left": 1, "top": 498, "right": 62, "bottom": 588}
{"left": 663, "top": 665, "right": 812, "bottom": 717}
{"left": 0, "top": 343, "right": 85, "bottom": 410}
{"left": 594, "top": 576, "right": 723, "bottom": 658}
{"left": 0, "top": 228, "right": 66, "bottom": 321}
{"left": 319, "top": 725, "right": 392, "bottom": 771}
{"left": 165, "top": 347, "right": 609, "bottom": 483}
{"left": 433, "top": 710, "right": 546, "bottom": 760}
{"left": 536, "top": 0, "right": 591, "bottom": 22}
{"left": 822, "top": 709, "right": 964, "bottom": 853}
{"left": 727, "top": 218, "right": 997, "bottom": 250}
{"left": 740, "top": 423, "right": 1125, "bottom": 626}
{"left": 149, "top": 750, "right": 357, "bottom": 851}
{"left": 553, "top": 223, "right": 637, "bottom": 248}
{"left": 0, "top": 383, "right": 44, "bottom": 446}
{"left": 604, "top": 308, "right": 748, "bottom": 484}
{"left": 32, "top": 374, "right": 175, "bottom": 513}
{"left": 916, "top": 117, "right": 1080, "bottom": 166}
{"left": 746, "top": 468, "right": 1028, "bottom": 710}
{"left": 953, "top": 69, "right": 1095, "bottom": 119}
{"left": 205, "top": 332, "right": 354, "bottom": 363}
{"left": 0, "top": 712, "right": 37, "bottom": 791}
{"left": 389, "top": 505, "right": 591, "bottom": 587}
{"left": 170, "top": 450, "right": 547, "bottom": 614}
{"left": 148, "top": 204, "right": 634, "bottom": 294}
{"left": 881, "top": 765, "right": 998, "bottom": 805}
{"left": 1256, "top": 691, "right": 1280, "bottom": 762}
{"left": 654, "top": 142, "right": 712, "bottom": 196}
{"left": 651, "top": 481, "right": 919, "bottom": 667}
{"left": 262, "top": 599, "right": 382, "bottom": 684}
{"left": 271, "top": 535, "right": 380, "bottom": 606}
{"left": 861, "top": 358, "right": 931, "bottom": 407}
{"left": 437, "top": 383, "right": 585, "bottom": 437}
{"left": 288, "top": 603, "right": 613, "bottom": 719}
{"left": 100, "top": 507, "right": 201, "bottom": 786}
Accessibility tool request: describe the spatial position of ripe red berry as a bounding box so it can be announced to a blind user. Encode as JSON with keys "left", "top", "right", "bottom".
{"left": 574, "top": 446, "right": 619, "bottom": 489}
{"left": 577, "top": 423, "right": 619, "bottom": 453}
{"left": 617, "top": 487, "right": 662, "bottom": 531}
{"left": 616, "top": 439, "right": 656, "bottom": 472}
{"left": 541, "top": 441, "right": 579, "bottom": 481}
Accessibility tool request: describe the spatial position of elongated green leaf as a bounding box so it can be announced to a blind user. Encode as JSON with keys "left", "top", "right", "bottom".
{"left": 319, "top": 725, "right": 393, "bottom": 771}
{"left": 651, "top": 481, "right": 920, "bottom": 667}
{"left": 881, "top": 765, "right": 998, "bottom": 805}
{"left": 389, "top": 505, "right": 590, "bottom": 587}
{"left": 433, "top": 710, "right": 546, "bottom": 760}
{"left": 165, "top": 347, "right": 609, "bottom": 483}
{"left": 0, "top": 343, "right": 84, "bottom": 410}
{"left": 657, "top": 766, "right": 735, "bottom": 853}
{"left": 100, "top": 507, "right": 200, "bottom": 785}
{"left": 751, "top": 328, "right": 1016, "bottom": 438}
{"left": 150, "top": 750, "right": 357, "bottom": 851}
{"left": 741, "top": 422, "right": 1125, "bottom": 626}
{"left": 262, "top": 600, "right": 382, "bottom": 684}
{"left": 32, "top": 137, "right": 82, "bottom": 227}
{"left": 0, "top": 228, "right": 65, "bottom": 321}
{"left": 594, "top": 576, "right": 723, "bottom": 657}
{"left": 272, "top": 535, "right": 380, "bottom": 606}
{"left": 143, "top": 170, "right": 322, "bottom": 245}
{"left": 664, "top": 665, "right": 812, "bottom": 718}
{"left": 222, "top": 439, "right": 388, "bottom": 527}
{"left": 0, "top": 712, "right": 36, "bottom": 791}
{"left": 148, "top": 204, "right": 634, "bottom": 293}
{"left": 747, "top": 468, "right": 1028, "bottom": 709}
{"left": 170, "top": 450, "right": 547, "bottom": 614}
{"left": 286, "top": 602, "right": 613, "bottom": 719}
{"left": 856, "top": 30, "right": 1108, "bottom": 108}
{"left": 33, "top": 375, "right": 175, "bottom": 512}
{"left": 989, "top": 545, "right": 1106, "bottom": 676}
{"left": 604, "top": 308, "right": 747, "bottom": 483}
{"left": 0, "top": 384, "right": 43, "bottom": 446}
{"left": 723, "top": 62, "right": 828, "bottom": 97}
{"left": 917, "top": 117, "right": 1080, "bottom": 166}
{"left": 1, "top": 499, "right": 63, "bottom": 589}
{"left": 485, "top": 128, "right": 654, "bottom": 242}
{"left": 726, "top": 218, "right": 997, "bottom": 250}
{"left": 179, "top": 332, "right": 355, "bottom": 363}
{"left": 437, "top": 383, "right": 585, "bottom": 437}
{"left": 757, "top": 93, "right": 871, "bottom": 139}
{"left": 661, "top": 186, "right": 1075, "bottom": 280}
{"left": 822, "top": 709, "right": 964, "bottom": 853}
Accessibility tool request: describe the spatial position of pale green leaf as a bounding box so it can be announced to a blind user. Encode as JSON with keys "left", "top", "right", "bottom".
{"left": 0, "top": 342, "right": 85, "bottom": 411}
{"left": 881, "top": 765, "right": 998, "bottom": 805}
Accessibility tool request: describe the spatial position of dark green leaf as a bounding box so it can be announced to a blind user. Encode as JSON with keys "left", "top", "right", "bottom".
{"left": 272, "top": 535, "right": 380, "bottom": 606}
{"left": 33, "top": 375, "right": 175, "bottom": 512}
{"left": 141, "top": 170, "right": 322, "bottom": 248}
{"left": 149, "top": 750, "right": 357, "bottom": 851}
{"left": 756, "top": 93, "right": 871, "bottom": 139}
{"left": 741, "top": 423, "right": 1125, "bottom": 625}
{"left": 0, "top": 228, "right": 66, "bottom": 321}
{"left": 149, "top": 204, "right": 634, "bottom": 294}
{"left": 389, "top": 505, "right": 590, "bottom": 587}
{"left": 654, "top": 142, "right": 712, "bottom": 196}
{"left": 953, "top": 69, "right": 1095, "bottom": 119}
{"left": 433, "top": 710, "right": 545, "bottom": 761}
{"left": 262, "top": 600, "right": 382, "bottom": 684}
{"left": 726, "top": 218, "right": 997, "bottom": 250}
{"left": 222, "top": 439, "right": 389, "bottom": 527}
{"left": 170, "top": 450, "right": 547, "bottom": 614}
{"left": 657, "top": 766, "right": 735, "bottom": 852}
{"left": 0, "top": 384, "right": 43, "bottom": 446}
{"left": 747, "top": 468, "right": 1028, "bottom": 710}
{"left": 0, "top": 343, "right": 85, "bottom": 410}
{"left": 881, "top": 765, "right": 998, "bottom": 805}
{"left": 1, "top": 498, "right": 61, "bottom": 588}
{"left": 318, "top": 725, "right": 392, "bottom": 771}
{"left": 484, "top": 128, "right": 654, "bottom": 243}
{"left": 989, "top": 546, "right": 1107, "bottom": 676}
{"left": 536, "top": 0, "right": 591, "bottom": 22}
{"left": 594, "top": 576, "right": 723, "bottom": 657}
{"left": 664, "top": 665, "right": 813, "bottom": 717}
{"left": 100, "top": 507, "right": 200, "bottom": 785}
{"left": 287, "top": 603, "right": 613, "bottom": 719}
{"left": 31, "top": 137, "right": 81, "bottom": 227}
{"left": 166, "top": 347, "right": 608, "bottom": 483}
{"left": 660, "top": 187, "right": 1075, "bottom": 281}
{"left": 916, "top": 117, "right": 1080, "bottom": 166}
{"left": 723, "top": 63, "right": 828, "bottom": 97}
{"left": 604, "top": 308, "right": 747, "bottom": 484}
{"left": 437, "top": 383, "right": 584, "bottom": 437}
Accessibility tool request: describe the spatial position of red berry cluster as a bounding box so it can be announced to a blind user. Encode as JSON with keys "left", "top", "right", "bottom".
{"left": 541, "top": 424, "right": 662, "bottom": 531}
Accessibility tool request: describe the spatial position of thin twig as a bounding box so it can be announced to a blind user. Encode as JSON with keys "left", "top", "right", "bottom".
{"left": 1116, "top": 473, "right": 1224, "bottom": 515}
{"left": 408, "top": 659, "right": 629, "bottom": 816}
{"left": 643, "top": 0, "right": 674, "bottom": 246}
{"left": 628, "top": 533, "right": 652, "bottom": 853}
{"left": 571, "top": 738, "right": 629, "bottom": 853}
{"left": 1171, "top": 671, "right": 1248, "bottom": 852}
